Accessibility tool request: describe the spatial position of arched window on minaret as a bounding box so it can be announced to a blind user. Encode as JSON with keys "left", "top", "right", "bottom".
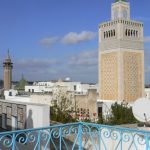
{"left": 128, "top": 29, "right": 131, "bottom": 36}
{"left": 113, "top": 30, "right": 115, "bottom": 36}
{"left": 106, "top": 31, "right": 108, "bottom": 38}
{"left": 108, "top": 31, "right": 111, "bottom": 37}
{"left": 111, "top": 30, "right": 113, "bottom": 37}
{"left": 133, "top": 30, "right": 135, "bottom": 37}
{"left": 131, "top": 30, "right": 133, "bottom": 36}
{"left": 136, "top": 31, "right": 138, "bottom": 37}
{"left": 125, "top": 29, "right": 128, "bottom": 36}
{"left": 104, "top": 32, "right": 106, "bottom": 39}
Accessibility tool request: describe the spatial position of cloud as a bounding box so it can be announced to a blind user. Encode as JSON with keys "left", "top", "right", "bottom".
{"left": 40, "top": 37, "right": 59, "bottom": 46}
{"left": 62, "top": 31, "right": 96, "bottom": 45}
{"left": 65, "top": 50, "right": 98, "bottom": 83}
{"left": 40, "top": 31, "right": 96, "bottom": 47}
{"left": 69, "top": 50, "right": 98, "bottom": 66}
{"left": 11, "top": 58, "right": 61, "bottom": 80}
{"left": 144, "top": 36, "right": 150, "bottom": 43}
{"left": 14, "top": 59, "right": 61, "bottom": 70}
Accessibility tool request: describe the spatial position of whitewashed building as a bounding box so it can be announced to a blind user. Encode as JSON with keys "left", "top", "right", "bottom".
{"left": 25, "top": 80, "right": 98, "bottom": 94}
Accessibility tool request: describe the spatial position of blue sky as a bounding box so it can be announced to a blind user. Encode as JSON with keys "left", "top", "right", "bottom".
{"left": 0, "top": 0, "right": 150, "bottom": 83}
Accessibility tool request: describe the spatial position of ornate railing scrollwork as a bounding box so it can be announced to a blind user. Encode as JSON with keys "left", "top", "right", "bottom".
{"left": 0, "top": 122, "right": 150, "bottom": 150}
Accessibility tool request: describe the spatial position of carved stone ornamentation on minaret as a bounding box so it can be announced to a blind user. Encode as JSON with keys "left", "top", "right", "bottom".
{"left": 99, "top": 0, "right": 144, "bottom": 102}
{"left": 3, "top": 50, "right": 13, "bottom": 90}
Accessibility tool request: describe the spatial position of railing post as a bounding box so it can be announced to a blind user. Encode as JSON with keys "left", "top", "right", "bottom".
{"left": 98, "top": 128, "right": 101, "bottom": 150}
{"left": 59, "top": 128, "right": 62, "bottom": 150}
{"left": 145, "top": 133, "right": 149, "bottom": 150}
{"left": 78, "top": 123, "right": 82, "bottom": 150}
{"left": 120, "top": 131, "right": 123, "bottom": 150}
{"left": 38, "top": 130, "right": 41, "bottom": 150}
{"left": 12, "top": 133, "right": 15, "bottom": 150}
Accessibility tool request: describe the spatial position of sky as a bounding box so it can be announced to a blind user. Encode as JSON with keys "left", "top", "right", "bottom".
{"left": 0, "top": 0, "right": 150, "bottom": 84}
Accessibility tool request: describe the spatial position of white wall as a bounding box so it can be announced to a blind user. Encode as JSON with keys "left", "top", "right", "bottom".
{"left": 4, "top": 90, "right": 31, "bottom": 103}
{"left": 25, "top": 81, "right": 98, "bottom": 94}
{"left": 26, "top": 104, "right": 49, "bottom": 128}
{"left": 97, "top": 99, "right": 115, "bottom": 119}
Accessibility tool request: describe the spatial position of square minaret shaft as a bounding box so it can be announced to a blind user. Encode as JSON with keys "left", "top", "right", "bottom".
{"left": 99, "top": 1, "right": 144, "bottom": 102}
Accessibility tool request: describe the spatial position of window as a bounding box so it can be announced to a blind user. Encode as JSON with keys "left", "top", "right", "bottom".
{"left": 98, "top": 107, "right": 102, "bottom": 117}
{"left": 74, "top": 85, "right": 76, "bottom": 91}
{"left": 133, "top": 30, "right": 136, "bottom": 37}
{"left": 113, "top": 30, "right": 115, "bottom": 36}
{"left": 131, "top": 30, "right": 133, "bottom": 36}
{"left": 104, "top": 32, "right": 106, "bottom": 39}
{"left": 12, "top": 116, "right": 17, "bottom": 131}
{"left": 106, "top": 31, "right": 108, "bottom": 38}
{"left": 111, "top": 30, "right": 113, "bottom": 37}
{"left": 109, "top": 31, "right": 111, "bottom": 37}
{"left": 125, "top": 29, "right": 128, "bottom": 36}
{"left": 2, "top": 114, "right": 7, "bottom": 129}
{"left": 9, "top": 92, "right": 12, "bottom": 96}
{"left": 136, "top": 31, "right": 138, "bottom": 37}
{"left": 128, "top": 29, "right": 130, "bottom": 36}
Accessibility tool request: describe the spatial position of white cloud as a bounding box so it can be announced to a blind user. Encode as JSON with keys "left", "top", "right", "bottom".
{"left": 40, "top": 37, "right": 59, "bottom": 46}
{"left": 69, "top": 50, "right": 98, "bottom": 66}
{"left": 62, "top": 31, "right": 96, "bottom": 45}
{"left": 40, "top": 31, "right": 96, "bottom": 47}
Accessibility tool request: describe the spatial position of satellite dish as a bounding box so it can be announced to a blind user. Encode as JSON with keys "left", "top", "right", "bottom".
{"left": 132, "top": 98, "right": 150, "bottom": 122}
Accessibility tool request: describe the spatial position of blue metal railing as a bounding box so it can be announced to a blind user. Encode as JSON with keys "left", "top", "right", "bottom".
{"left": 0, "top": 122, "right": 150, "bottom": 150}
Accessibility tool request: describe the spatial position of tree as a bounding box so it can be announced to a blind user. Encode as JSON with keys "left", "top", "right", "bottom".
{"left": 50, "top": 87, "right": 77, "bottom": 123}
{"left": 108, "top": 102, "right": 137, "bottom": 125}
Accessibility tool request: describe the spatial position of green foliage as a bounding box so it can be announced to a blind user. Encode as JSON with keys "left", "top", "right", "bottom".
{"left": 108, "top": 102, "right": 137, "bottom": 125}
{"left": 15, "top": 76, "right": 28, "bottom": 91}
{"left": 97, "top": 113, "right": 104, "bottom": 124}
{"left": 50, "top": 90, "right": 77, "bottom": 123}
{"left": 50, "top": 106, "right": 77, "bottom": 123}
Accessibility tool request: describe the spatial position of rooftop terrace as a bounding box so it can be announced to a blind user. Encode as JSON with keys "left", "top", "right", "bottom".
{"left": 0, "top": 122, "right": 150, "bottom": 150}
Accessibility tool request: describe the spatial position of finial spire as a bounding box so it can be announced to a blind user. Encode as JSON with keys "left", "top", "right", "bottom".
{"left": 7, "top": 49, "right": 11, "bottom": 60}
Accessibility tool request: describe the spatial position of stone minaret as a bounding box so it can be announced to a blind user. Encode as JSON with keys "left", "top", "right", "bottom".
{"left": 99, "top": 0, "right": 144, "bottom": 102}
{"left": 3, "top": 50, "right": 13, "bottom": 90}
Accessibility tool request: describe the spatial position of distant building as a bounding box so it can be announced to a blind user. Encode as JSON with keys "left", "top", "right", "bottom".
{"left": 0, "top": 99, "right": 49, "bottom": 131}
{"left": 99, "top": 0, "right": 144, "bottom": 102}
{"left": 74, "top": 89, "right": 98, "bottom": 121}
{"left": 3, "top": 50, "right": 13, "bottom": 91}
{"left": 25, "top": 80, "right": 98, "bottom": 94}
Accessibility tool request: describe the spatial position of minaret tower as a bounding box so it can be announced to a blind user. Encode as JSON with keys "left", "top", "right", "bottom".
{"left": 3, "top": 50, "right": 13, "bottom": 90}
{"left": 99, "top": 0, "right": 144, "bottom": 102}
